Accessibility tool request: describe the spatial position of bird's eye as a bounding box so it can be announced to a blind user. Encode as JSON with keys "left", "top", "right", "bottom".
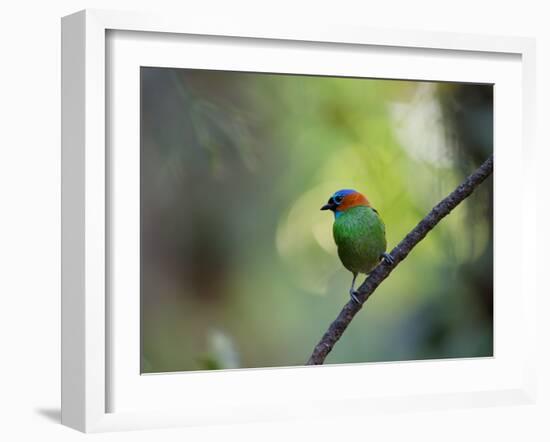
{"left": 334, "top": 195, "right": 343, "bottom": 204}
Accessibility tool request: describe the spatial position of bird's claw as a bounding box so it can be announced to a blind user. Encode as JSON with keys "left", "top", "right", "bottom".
{"left": 349, "top": 289, "right": 361, "bottom": 304}
{"left": 381, "top": 252, "right": 395, "bottom": 265}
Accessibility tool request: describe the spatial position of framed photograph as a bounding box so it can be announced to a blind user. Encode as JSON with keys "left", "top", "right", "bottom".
{"left": 61, "top": 9, "right": 537, "bottom": 432}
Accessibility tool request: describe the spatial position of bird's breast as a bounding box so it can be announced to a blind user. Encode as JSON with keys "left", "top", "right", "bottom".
{"left": 332, "top": 206, "right": 387, "bottom": 274}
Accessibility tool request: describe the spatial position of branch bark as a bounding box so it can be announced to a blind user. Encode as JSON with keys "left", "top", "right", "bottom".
{"left": 306, "top": 154, "right": 494, "bottom": 365}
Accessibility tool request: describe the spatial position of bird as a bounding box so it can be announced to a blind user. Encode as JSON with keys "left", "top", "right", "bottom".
{"left": 321, "top": 189, "right": 394, "bottom": 304}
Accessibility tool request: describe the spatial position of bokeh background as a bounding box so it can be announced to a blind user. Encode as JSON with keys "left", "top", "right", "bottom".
{"left": 140, "top": 67, "right": 493, "bottom": 373}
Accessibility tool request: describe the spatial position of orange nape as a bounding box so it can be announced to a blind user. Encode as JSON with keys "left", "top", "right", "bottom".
{"left": 337, "top": 191, "right": 371, "bottom": 211}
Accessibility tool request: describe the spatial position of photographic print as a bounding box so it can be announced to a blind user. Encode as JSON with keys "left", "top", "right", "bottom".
{"left": 140, "top": 67, "right": 493, "bottom": 373}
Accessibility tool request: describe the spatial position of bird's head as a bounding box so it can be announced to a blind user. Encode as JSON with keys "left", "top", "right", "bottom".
{"left": 321, "top": 189, "right": 370, "bottom": 217}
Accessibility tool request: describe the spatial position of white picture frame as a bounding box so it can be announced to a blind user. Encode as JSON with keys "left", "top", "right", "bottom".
{"left": 61, "top": 9, "right": 537, "bottom": 433}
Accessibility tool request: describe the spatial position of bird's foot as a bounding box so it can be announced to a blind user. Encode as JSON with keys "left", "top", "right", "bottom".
{"left": 349, "top": 289, "right": 361, "bottom": 304}
{"left": 381, "top": 252, "right": 395, "bottom": 265}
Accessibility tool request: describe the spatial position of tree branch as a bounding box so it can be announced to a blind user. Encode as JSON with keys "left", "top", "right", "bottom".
{"left": 306, "top": 154, "right": 494, "bottom": 365}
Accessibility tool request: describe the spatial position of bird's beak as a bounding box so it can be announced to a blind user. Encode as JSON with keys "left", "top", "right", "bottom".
{"left": 321, "top": 203, "right": 333, "bottom": 211}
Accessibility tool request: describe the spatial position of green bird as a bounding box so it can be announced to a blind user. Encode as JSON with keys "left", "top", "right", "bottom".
{"left": 321, "top": 189, "right": 393, "bottom": 304}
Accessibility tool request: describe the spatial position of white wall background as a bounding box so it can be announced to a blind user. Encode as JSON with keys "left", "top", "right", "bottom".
{"left": 0, "top": 1, "right": 548, "bottom": 441}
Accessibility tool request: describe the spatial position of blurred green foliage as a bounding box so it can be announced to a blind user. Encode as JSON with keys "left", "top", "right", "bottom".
{"left": 140, "top": 67, "right": 493, "bottom": 372}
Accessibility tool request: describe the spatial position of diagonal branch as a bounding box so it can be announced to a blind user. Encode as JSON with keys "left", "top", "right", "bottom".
{"left": 306, "top": 154, "right": 494, "bottom": 365}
